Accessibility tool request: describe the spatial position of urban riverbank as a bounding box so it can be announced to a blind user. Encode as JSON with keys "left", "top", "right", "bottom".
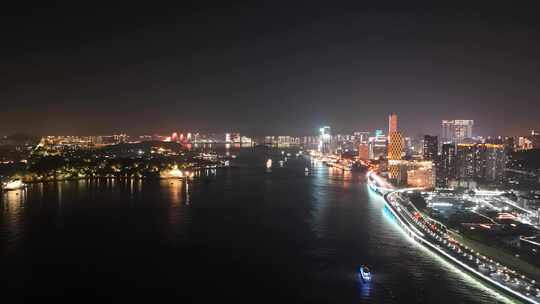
{"left": 368, "top": 171, "right": 540, "bottom": 304}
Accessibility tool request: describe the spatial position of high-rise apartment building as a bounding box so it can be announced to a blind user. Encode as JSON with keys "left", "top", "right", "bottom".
{"left": 441, "top": 120, "right": 474, "bottom": 143}
{"left": 423, "top": 135, "right": 438, "bottom": 161}
{"left": 438, "top": 143, "right": 456, "bottom": 186}
{"left": 456, "top": 143, "right": 506, "bottom": 183}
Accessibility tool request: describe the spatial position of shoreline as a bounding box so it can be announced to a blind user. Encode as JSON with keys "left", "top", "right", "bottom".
{"left": 368, "top": 171, "right": 540, "bottom": 304}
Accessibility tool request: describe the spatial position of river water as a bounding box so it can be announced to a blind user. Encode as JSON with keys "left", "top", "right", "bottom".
{"left": 0, "top": 148, "right": 517, "bottom": 303}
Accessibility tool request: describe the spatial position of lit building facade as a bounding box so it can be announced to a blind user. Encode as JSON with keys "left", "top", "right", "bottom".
{"left": 387, "top": 113, "right": 404, "bottom": 182}
{"left": 438, "top": 143, "right": 456, "bottom": 186}
{"left": 423, "top": 135, "right": 438, "bottom": 161}
{"left": 358, "top": 144, "right": 369, "bottom": 160}
{"left": 318, "top": 126, "right": 332, "bottom": 155}
{"left": 368, "top": 133, "right": 387, "bottom": 160}
{"left": 441, "top": 120, "right": 474, "bottom": 143}
{"left": 388, "top": 113, "right": 398, "bottom": 134}
{"left": 388, "top": 132, "right": 404, "bottom": 160}
{"left": 407, "top": 161, "right": 436, "bottom": 188}
{"left": 456, "top": 143, "right": 506, "bottom": 183}
{"left": 354, "top": 131, "right": 370, "bottom": 144}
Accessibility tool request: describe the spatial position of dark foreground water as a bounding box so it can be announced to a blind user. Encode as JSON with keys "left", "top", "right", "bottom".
{"left": 1, "top": 149, "right": 517, "bottom": 303}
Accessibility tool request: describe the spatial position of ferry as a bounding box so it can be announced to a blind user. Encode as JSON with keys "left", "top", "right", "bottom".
{"left": 358, "top": 265, "right": 372, "bottom": 283}
{"left": 1, "top": 179, "right": 27, "bottom": 191}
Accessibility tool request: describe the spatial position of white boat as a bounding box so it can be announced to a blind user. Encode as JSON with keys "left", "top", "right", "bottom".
{"left": 266, "top": 159, "right": 272, "bottom": 169}
{"left": 358, "top": 265, "right": 372, "bottom": 282}
{"left": 2, "top": 179, "right": 26, "bottom": 191}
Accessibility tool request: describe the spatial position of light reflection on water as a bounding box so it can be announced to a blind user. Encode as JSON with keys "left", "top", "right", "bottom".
{"left": 0, "top": 149, "right": 519, "bottom": 303}
{"left": 2, "top": 189, "right": 26, "bottom": 241}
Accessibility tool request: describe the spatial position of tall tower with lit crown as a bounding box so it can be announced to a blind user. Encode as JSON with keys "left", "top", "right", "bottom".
{"left": 388, "top": 113, "right": 398, "bottom": 134}
{"left": 387, "top": 113, "right": 404, "bottom": 183}
{"left": 387, "top": 113, "right": 403, "bottom": 160}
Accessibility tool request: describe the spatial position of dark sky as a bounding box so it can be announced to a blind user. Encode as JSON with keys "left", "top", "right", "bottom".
{"left": 1, "top": 3, "right": 540, "bottom": 137}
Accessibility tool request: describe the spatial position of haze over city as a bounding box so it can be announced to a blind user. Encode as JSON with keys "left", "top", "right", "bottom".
{"left": 1, "top": 3, "right": 540, "bottom": 136}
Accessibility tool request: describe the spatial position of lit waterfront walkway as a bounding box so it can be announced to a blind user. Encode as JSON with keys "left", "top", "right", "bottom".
{"left": 367, "top": 171, "right": 540, "bottom": 304}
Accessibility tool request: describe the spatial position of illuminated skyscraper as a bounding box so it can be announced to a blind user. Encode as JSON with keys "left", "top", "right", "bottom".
{"left": 388, "top": 132, "right": 404, "bottom": 160}
{"left": 386, "top": 113, "right": 404, "bottom": 183}
{"left": 318, "top": 126, "right": 332, "bottom": 155}
{"left": 387, "top": 113, "right": 403, "bottom": 161}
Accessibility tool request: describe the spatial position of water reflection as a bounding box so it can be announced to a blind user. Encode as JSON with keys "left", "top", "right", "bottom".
{"left": 327, "top": 167, "right": 353, "bottom": 188}
{"left": 164, "top": 179, "right": 183, "bottom": 208}
{"left": 0, "top": 151, "right": 520, "bottom": 304}
{"left": 185, "top": 180, "right": 190, "bottom": 206}
{"left": 358, "top": 280, "right": 372, "bottom": 299}
{"left": 1, "top": 189, "right": 26, "bottom": 250}
{"left": 310, "top": 165, "right": 330, "bottom": 238}
{"left": 57, "top": 181, "right": 62, "bottom": 207}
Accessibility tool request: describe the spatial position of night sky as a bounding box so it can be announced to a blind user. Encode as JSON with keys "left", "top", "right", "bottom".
{"left": 1, "top": 3, "right": 540, "bottom": 137}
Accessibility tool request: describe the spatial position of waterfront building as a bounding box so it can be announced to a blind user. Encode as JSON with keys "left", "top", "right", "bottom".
{"left": 278, "top": 136, "right": 291, "bottom": 146}
{"left": 241, "top": 136, "right": 252, "bottom": 145}
{"left": 318, "top": 126, "right": 332, "bottom": 155}
{"left": 517, "top": 137, "right": 534, "bottom": 150}
{"left": 232, "top": 133, "right": 241, "bottom": 143}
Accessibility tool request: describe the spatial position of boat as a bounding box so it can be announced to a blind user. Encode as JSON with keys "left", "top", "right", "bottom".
{"left": 266, "top": 159, "right": 272, "bottom": 169}
{"left": 358, "top": 265, "right": 372, "bottom": 282}
{"left": 1, "top": 179, "right": 27, "bottom": 191}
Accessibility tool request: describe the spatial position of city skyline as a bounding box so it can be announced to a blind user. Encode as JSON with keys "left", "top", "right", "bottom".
{"left": 3, "top": 4, "right": 540, "bottom": 304}
{"left": 1, "top": 4, "right": 540, "bottom": 136}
